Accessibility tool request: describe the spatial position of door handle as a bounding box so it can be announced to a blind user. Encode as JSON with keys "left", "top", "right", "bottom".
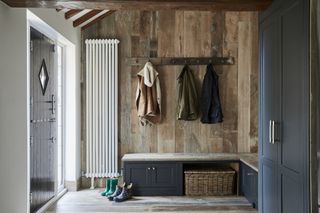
{"left": 50, "top": 95, "right": 56, "bottom": 114}
{"left": 269, "top": 120, "right": 272, "bottom": 143}
{"left": 152, "top": 167, "right": 156, "bottom": 170}
{"left": 273, "top": 121, "right": 280, "bottom": 144}
{"left": 271, "top": 120, "right": 275, "bottom": 144}
{"left": 269, "top": 120, "right": 279, "bottom": 144}
{"left": 49, "top": 137, "right": 56, "bottom": 144}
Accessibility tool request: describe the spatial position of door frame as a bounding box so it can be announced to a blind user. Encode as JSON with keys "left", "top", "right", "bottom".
{"left": 26, "top": 10, "right": 73, "bottom": 213}
{"left": 56, "top": 41, "right": 67, "bottom": 193}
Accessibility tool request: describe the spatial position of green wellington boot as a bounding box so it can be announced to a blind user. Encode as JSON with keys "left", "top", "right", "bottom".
{"left": 105, "top": 178, "right": 118, "bottom": 197}
{"left": 101, "top": 178, "right": 111, "bottom": 196}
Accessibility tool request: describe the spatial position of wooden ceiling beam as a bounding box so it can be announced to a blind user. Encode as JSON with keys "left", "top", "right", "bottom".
{"left": 81, "top": 10, "right": 115, "bottom": 30}
{"left": 73, "top": 10, "right": 103, "bottom": 27}
{"left": 1, "top": 0, "right": 272, "bottom": 11}
{"left": 65, "top": 9, "right": 83, "bottom": 19}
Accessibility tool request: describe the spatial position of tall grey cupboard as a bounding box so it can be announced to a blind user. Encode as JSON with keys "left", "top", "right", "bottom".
{"left": 259, "top": 0, "right": 310, "bottom": 212}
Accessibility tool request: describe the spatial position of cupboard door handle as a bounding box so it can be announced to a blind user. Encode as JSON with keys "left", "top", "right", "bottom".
{"left": 269, "top": 120, "right": 272, "bottom": 143}
{"left": 147, "top": 167, "right": 151, "bottom": 170}
{"left": 152, "top": 167, "right": 156, "bottom": 170}
{"left": 247, "top": 173, "right": 255, "bottom": 176}
{"left": 272, "top": 120, "right": 275, "bottom": 144}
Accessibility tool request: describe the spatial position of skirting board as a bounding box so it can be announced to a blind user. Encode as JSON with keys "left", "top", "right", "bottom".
{"left": 35, "top": 188, "right": 67, "bottom": 213}
{"left": 65, "top": 179, "right": 81, "bottom": 191}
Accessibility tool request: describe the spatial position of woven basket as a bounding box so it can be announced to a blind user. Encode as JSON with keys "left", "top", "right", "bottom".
{"left": 184, "top": 168, "right": 235, "bottom": 196}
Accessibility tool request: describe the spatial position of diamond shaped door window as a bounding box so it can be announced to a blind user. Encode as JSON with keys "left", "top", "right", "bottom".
{"left": 39, "top": 59, "right": 49, "bottom": 95}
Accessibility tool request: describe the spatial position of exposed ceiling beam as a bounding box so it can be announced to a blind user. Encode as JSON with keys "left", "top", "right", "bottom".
{"left": 81, "top": 10, "right": 115, "bottom": 30}
{"left": 1, "top": 0, "right": 272, "bottom": 11}
{"left": 73, "top": 10, "right": 103, "bottom": 27}
{"left": 65, "top": 9, "right": 83, "bottom": 19}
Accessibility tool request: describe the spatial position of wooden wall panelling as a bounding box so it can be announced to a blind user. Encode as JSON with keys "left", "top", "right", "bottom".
{"left": 174, "top": 11, "right": 185, "bottom": 153}
{"left": 207, "top": 12, "right": 225, "bottom": 152}
{"left": 249, "top": 12, "right": 259, "bottom": 153}
{"left": 115, "top": 11, "right": 132, "bottom": 157}
{"left": 80, "top": 11, "right": 259, "bottom": 184}
{"left": 157, "top": 11, "right": 176, "bottom": 153}
{"left": 222, "top": 12, "right": 240, "bottom": 153}
{"left": 182, "top": 11, "right": 201, "bottom": 153}
{"left": 237, "top": 17, "right": 251, "bottom": 153}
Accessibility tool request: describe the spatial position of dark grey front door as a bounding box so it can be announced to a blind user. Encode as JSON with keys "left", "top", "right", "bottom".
{"left": 30, "top": 28, "right": 57, "bottom": 213}
{"left": 259, "top": 0, "right": 310, "bottom": 212}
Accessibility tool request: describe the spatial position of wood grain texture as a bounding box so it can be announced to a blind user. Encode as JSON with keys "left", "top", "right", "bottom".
{"left": 73, "top": 10, "right": 103, "bottom": 27}
{"left": 80, "top": 11, "right": 259, "bottom": 176}
{"left": 3, "top": 0, "right": 272, "bottom": 11}
{"left": 47, "top": 189, "right": 257, "bottom": 212}
{"left": 81, "top": 10, "right": 115, "bottom": 30}
{"left": 65, "top": 9, "right": 82, "bottom": 19}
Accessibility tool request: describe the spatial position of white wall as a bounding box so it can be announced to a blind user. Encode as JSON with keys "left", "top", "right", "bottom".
{"left": 0, "top": 3, "right": 28, "bottom": 213}
{"left": 0, "top": 3, "right": 81, "bottom": 212}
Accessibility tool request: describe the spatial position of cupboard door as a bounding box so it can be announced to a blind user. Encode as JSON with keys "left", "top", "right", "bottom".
{"left": 259, "top": 10, "right": 281, "bottom": 213}
{"left": 124, "top": 162, "right": 183, "bottom": 196}
{"left": 241, "top": 163, "right": 258, "bottom": 209}
{"left": 279, "top": 0, "right": 309, "bottom": 212}
{"left": 259, "top": 0, "right": 310, "bottom": 212}
{"left": 152, "top": 163, "right": 178, "bottom": 188}
{"left": 124, "top": 163, "right": 153, "bottom": 191}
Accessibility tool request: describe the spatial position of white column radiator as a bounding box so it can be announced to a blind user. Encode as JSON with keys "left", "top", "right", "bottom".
{"left": 85, "top": 39, "right": 119, "bottom": 188}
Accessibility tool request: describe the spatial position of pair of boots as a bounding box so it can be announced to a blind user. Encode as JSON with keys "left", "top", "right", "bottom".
{"left": 107, "top": 183, "right": 133, "bottom": 202}
{"left": 101, "top": 178, "right": 118, "bottom": 197}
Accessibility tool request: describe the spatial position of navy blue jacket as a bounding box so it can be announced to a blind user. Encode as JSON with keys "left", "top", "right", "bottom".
{"left": 200, "top": 64, "right": 223, "bottom": 123}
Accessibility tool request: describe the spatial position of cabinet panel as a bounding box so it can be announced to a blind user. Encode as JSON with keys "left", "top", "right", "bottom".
{"left": 280, "top": 0, "right": 305, "bottom": 174}
{"left": 260, "top": 161, "right": 278, "bottom": 213}
{"left": 259, "top": 12, "right": 281, "bottom": 213}
{"left": 260, "top": 17, "right": 280, "bottom": 162}
{"left": 281, "top": 172, "right": 303, "bottom": 213}
{"left": 124, "top": 163, "right": 153, "bottom": 188}
{"left": 124, "top": 162, "right": 183, "bottom": 196}
{"left": 152, "top": 163, "right": 177, "bottom": 187}
{"left": 240, "top": 163, "right": 258, "bottom": 209}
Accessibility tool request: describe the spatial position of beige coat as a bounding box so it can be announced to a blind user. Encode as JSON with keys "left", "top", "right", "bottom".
{"left": 136, "top": 62, "right": 161, "bottom": 125}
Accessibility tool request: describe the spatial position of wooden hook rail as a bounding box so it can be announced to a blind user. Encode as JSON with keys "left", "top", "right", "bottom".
{"left": 126, "top": 57, "right": 235, "bottom": 66}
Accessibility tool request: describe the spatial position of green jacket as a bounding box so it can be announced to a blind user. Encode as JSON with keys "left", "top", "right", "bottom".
{"left": 176, "top": 65, "right": 199, "bottom": 120}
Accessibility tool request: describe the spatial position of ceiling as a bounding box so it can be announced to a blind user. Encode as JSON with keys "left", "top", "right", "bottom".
{"left": 2, "top": 0, "right": 272, "bottom": 30}
{"left": 1, "top": 0, "right": 272, "bottom": 11}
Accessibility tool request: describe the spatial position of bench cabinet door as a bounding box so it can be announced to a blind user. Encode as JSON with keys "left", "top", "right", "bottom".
{"left": 124, "top": 163, "right": 153, "bottom": 189}
{"left": 241, "top": 163, "right": 258, "bottom": 209}
{"left": 124, "top": 162, "right": 183, "bottom": 196}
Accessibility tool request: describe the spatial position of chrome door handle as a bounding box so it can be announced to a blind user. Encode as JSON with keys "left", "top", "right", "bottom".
{"left": 271, "top": 120, "right": 275, "bottom": 144}
{"left": 269, "top": 120, "right": 272, "bottom": 143}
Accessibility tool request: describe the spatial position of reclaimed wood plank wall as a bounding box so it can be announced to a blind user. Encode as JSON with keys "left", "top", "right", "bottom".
{"left": 81, "top": 11, "right": 258, "bottom": 177}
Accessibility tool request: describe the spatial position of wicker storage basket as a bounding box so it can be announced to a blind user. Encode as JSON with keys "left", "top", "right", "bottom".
{"left": 184, "top": 168, "right": 235, "bottom": 196}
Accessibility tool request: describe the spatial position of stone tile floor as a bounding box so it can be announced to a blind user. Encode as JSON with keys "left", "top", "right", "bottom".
{"left": 46, "top": 189, "right": 257, "bottom": 213}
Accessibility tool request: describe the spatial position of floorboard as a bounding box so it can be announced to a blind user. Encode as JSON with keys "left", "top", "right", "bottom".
{"left": 46, "top": 189, "right": 257, "bottom": 213}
